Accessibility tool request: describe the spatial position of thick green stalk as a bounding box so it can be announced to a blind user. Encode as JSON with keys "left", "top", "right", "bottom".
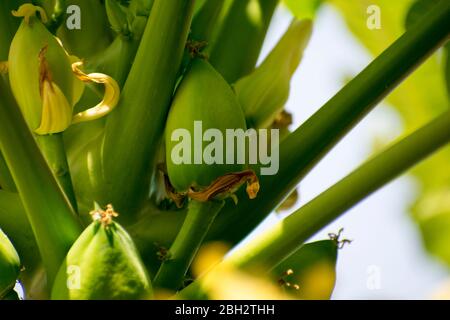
{"left": 36, "top": 134, "right": 78, "bottom": 212}
{"left": 182, "top": 110, "right": 450, "bottom": 297}
{"left": 210, "top": 0, "right": 450, "bottom": 244}
{"left": 228, "top": 110, "right": 450, "bottom": 269}
{"left": 154, "top": 200, "right": 225, "bottom": 291}
{"left": 102, "top": 0, "right": 195, "bottom": 215}
{"left": 0, "top": 152, "right": 16, "bottom": 192}
{"left": 0, "top": 79, "right": 82, "bottom": 285}
{"left": 209, "top": 0, "right": 279, "bottom": 83}
{"left": 191, "top": 0, "right": 225, "bottom": 42}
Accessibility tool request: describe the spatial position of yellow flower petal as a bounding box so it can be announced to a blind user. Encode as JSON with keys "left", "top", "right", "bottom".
{"left": 34, "top": 47, "right": 73, "bottom": 135}
{"left": 35, "top": 80, "right": 73, "bottom": 135}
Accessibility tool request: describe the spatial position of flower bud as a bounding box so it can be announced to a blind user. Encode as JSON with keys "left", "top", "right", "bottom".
{"left": 8, "top": 4, "right": 120, "bottom": 135}
{"left": 8, "top": 4, "right": 80, "bottom": 134}
{"left": 234, "top": 20, "right": 312, "bottom": 128}
{"left": 51, "top": 205, "right": 153, "bottom": 300}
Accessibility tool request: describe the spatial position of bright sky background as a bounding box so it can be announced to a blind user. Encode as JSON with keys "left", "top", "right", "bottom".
{"left": 242, "top": 4, "right": 449, "bottom": 299}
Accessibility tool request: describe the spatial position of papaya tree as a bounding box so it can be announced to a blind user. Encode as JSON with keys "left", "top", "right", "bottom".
{"left": 0, "top": 0, "right": 449, "bottom": 300}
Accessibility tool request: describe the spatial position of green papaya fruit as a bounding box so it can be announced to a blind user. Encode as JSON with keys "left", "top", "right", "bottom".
{"left": 51, "top": 205, "right": 153, "bottom": 300}
{"left": 165, "top": 58, "right": 247, "bottom": 193}
{"left": 0, "top": 228, "right": 21, "bottom": 299}
{"left": 271, "top": 239, "right": 339, "bottom": 300}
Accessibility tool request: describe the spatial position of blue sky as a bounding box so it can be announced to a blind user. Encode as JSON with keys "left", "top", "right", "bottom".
{"left": 240, "top": 3, "right": 449, "bottom": 299}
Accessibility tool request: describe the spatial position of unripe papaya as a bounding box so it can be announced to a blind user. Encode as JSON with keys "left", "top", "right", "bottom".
{"left": 51, "top": 205, "right": 153, "bottom": 300}
{"left": 165, "top": 58, "right": 247, "bottom": 193}
{"left": 0, "top": 228, "right": 21, "bottom": 299}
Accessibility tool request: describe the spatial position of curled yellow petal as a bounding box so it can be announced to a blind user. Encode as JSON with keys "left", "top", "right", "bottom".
{"left": 54, "top": 38, "right": 86, "bottom": 106}
{"left": 71, "top": 62, "right": 120, "bottom": 124}
{"left": 12, "top": 4, "right": 48, "bottom": 24}
{"left": 67, "top": 56, "right": 85, "bottom": 106}
{"left": 163, "top": 170, "right": 260, "bottom": 205}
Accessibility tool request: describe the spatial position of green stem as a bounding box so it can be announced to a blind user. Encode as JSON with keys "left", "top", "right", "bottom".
{"left": 36, "top": 134, "right": 78, "bottom": 212}
{"left": 182, "top": 110, "right": 450, "bottom": 298}
{"left": 209, "top": 0, "right": 279, "bottom": 83}
{"left": 177, "top": 0, "right": 226, "bottom": 78}
{"left": 102, "top": 0, "right": 195, "bottom": 216}
{"left": 191, "top": 0, "right": 225, "bottom": 42}
{"left": 154, "top": 200, "right": 225, "bottom": 291}
{"left": 229, "top": 111, "right": 450, "bottom": 269}
{"left": 0, "top": 151, "right": 16, "bottom": 192}
{"left": 210, "top": 0, "right": 450, "bottom": 244}
{"left": 128, "top": 202, "right": 187, "bottom": 275}
{"left": 0, "top": 79, "right": 82, "bottom": 286}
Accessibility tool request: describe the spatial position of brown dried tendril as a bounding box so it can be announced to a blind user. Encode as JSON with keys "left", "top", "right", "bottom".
{"left": 163, "top": 169, "right": 260, "bottom": 207}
